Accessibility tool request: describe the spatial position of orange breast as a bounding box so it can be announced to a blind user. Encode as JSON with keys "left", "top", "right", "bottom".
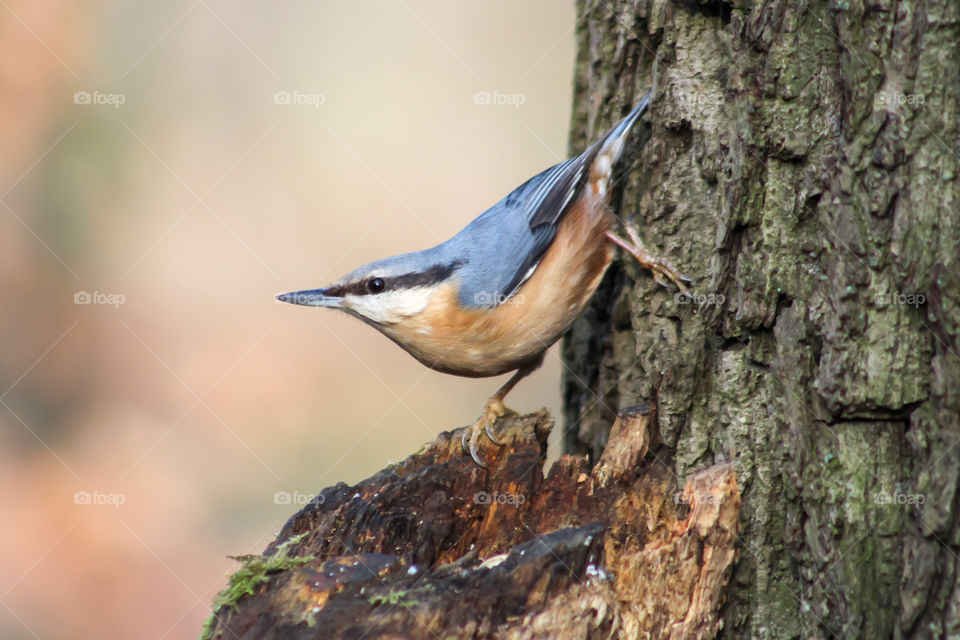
{"left": 381, "top": 195, "right": 614, "bottom": 377}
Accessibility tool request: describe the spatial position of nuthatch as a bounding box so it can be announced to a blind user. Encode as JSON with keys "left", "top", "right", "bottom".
{"left": 278, "top": 90, "right": 688, "bottom": 466}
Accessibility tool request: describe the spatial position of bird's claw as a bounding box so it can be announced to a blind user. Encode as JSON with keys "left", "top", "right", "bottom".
{"left": 460, "top": 427, "right": 487, "bottom": 467}
{"left": 461, "top": 398, "right": 506, "bottom": 467}
{"left": 611, "top": 221, "right": 691, "bottom": 294}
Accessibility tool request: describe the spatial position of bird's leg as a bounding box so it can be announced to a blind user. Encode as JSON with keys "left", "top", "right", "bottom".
{"left": 461, "top": 360, "right": 541, "bottom": 467}
{"left": 606, "top": 222, "right": 691, "bottom": 293}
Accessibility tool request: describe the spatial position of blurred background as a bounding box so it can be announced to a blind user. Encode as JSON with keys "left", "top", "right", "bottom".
{"left": 0, "top": 1, "right": 575, "bottom": 638}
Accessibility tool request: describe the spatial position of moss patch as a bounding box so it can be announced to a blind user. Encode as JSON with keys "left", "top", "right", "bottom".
{"left": 200, "top": 533, "right": 315, "bottom": 640}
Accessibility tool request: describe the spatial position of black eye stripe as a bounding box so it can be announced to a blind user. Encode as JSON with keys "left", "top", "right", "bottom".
{"left": 390, "top": 260, "right": 464, "bottom": 290}
{"left": 340, "top": 260, "right": 465, "bottom": 297}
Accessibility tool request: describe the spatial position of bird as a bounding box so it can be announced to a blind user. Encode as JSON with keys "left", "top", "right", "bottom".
{"left": 277, "top": 90, "right": 688, "bottom": 467}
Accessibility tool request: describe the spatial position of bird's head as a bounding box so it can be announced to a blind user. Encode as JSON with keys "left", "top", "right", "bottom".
{"left": 277, "top": 251, "right": 463, "bottom": 328}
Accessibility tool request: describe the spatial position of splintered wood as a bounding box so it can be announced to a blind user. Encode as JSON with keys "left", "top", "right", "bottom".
{"left": 205, "top": 407, "right": 740, "bottom": 640}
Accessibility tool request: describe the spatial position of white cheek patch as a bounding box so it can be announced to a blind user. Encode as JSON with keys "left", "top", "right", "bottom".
{"left": 345, "top": 288, "right": 434, "bottom": 325}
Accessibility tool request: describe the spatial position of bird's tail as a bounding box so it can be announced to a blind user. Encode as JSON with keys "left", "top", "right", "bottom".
{"left": 588, "top": 90, "right": 651, "bottom": 196}
{"left": 605, "top": 91, "right": 652, "bottom": 149}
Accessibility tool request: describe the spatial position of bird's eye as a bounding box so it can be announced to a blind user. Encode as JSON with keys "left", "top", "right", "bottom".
{"left": 366, "top": 277, "right": 386, "bottom": 293}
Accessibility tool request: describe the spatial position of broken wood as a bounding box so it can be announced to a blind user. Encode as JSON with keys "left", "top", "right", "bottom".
{"left": 203, "top": 407, "right": 740, "bottom": 639}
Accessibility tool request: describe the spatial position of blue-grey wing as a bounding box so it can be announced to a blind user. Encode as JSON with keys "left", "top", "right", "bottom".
{"left": 449, "top": 94, "right": 651, "bottom": 309}
{"left": 449, "top": 154, "right": 594, "bottom": 309}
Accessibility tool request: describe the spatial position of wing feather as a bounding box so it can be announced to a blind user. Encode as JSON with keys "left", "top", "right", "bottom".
{"left": 452, "top": 94, "right": 651, "bottom": 309}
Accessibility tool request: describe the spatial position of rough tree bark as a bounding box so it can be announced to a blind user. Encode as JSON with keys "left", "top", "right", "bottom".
{"left": 204, "top": 0, "right": 959, "bottom": 638}
{"left": 562, "top": 0, "right": 960, "bottom": 637}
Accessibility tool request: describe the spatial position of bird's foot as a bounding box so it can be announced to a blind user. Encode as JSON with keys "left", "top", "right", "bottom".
{"left": 607, "top": 222, "right": 691, "bottom": 294}
{"left": 460, "top": 397, "right": 507, "bottom": 467}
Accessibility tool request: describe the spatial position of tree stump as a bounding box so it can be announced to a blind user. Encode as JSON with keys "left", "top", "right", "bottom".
{"left": 203, "top": 408, "right": 740, "bottom": 639}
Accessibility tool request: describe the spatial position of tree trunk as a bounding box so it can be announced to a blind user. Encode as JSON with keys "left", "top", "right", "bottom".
{"left": 562, "top": 0, "right": 960, "bottom": 637}
{"left": 203, "top": 1, "right": 960, "bottom": 638}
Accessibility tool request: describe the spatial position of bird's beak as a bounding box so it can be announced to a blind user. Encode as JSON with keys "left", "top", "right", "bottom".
{"left": 276, "top": 287, "right": 344, "bottom": 308}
